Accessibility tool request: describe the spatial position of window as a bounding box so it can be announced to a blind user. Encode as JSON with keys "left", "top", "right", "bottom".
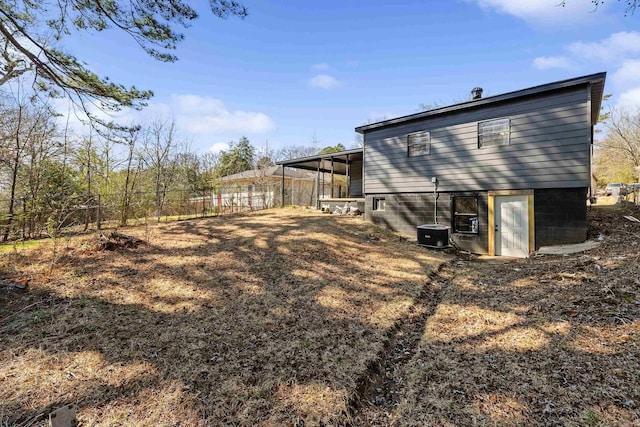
{"left": 373, "top": 197, "right": 386, "bottom": 211}
{"left": 452, "top": 196, "right": 478, "bottom": 234}
{"left": 478, "top": 118, "right": 510, "bottom": 148}
{"left": 408, "top": 131, "right": 430, "bottom": 157}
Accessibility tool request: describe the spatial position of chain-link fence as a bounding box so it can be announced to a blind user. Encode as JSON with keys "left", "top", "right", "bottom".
{"left": 0, "top": 183, "right": 308, "bottom": 242}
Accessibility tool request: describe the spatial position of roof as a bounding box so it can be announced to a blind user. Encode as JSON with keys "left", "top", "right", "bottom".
{"left": 220, "top": 165, "right": 316, "bottom": 182}
{"left": 276, "top": 148, "right": 363, "bottom": 175}
{"left": 355, "top": 72, "right": 607, "bottom": 133}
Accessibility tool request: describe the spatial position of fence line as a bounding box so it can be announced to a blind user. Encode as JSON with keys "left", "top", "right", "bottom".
{"left": 0, "top": 183, "right": 301, "bottom": 242}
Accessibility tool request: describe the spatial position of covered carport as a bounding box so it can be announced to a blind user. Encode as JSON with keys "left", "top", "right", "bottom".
{"left": 276, "top": 148, "right": 364, "bottom": 209}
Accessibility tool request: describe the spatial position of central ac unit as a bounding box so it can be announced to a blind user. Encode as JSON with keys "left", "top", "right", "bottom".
{"left": 417, "top": 224, "right": 451, "bottom": 249}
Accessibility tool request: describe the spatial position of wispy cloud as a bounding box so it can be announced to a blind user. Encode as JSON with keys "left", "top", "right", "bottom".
{"left": 311, "top": 63, "right": 330, "bottom": 71}
{"left": 567, "top": 31, "right": 640, "bottom": 62}
{"left": 616, "top": 87, "right": 640, "bottom": 109}
{"left": 469, "top": 0, "right": 609, "bottom": 25}
{"left": 309, "top": 74, "right": 341, "bottom": 90}
{"left": 171, "top": 95, "right": 275, "bottom": 135}
{"left": 532, "top": 56, "right": 572, "bottom": 70}
{"left": 530, "top": 31, "right": 640, "bottom": 110}
{"left": 613, "top": 59, "right": 640, "bottom": 87}
{"left": 53, "top": 94, "right": 276, "bottom": 152}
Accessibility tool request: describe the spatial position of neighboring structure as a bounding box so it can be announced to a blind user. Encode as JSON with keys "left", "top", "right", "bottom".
{"left": 218, "top": 165, "right": 317, "bottom": 209}
{"left": 280, "top": 72, "right": 606, "bottom": 257}
{"left": 277, "top": 149, "right": 365, "bottom": 212}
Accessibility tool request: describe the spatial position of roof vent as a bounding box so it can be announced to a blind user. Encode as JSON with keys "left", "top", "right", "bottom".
{"left": 471, "top": 87, "right": 483, "bottom": 100}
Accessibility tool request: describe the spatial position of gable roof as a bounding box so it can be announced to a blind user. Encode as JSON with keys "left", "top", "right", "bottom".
{"left": 355, "top": 72, "right": 606, "bottom": 134}
{"left": 220, "top": 165, "right": 315, "bottom": 182}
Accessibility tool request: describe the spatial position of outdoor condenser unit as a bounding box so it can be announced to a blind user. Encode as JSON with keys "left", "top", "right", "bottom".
{"left": 417, "top": 224, "right": 451, "bottom": 249}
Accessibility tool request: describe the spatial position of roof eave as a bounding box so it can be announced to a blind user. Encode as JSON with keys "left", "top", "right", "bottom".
{"left": 355, "top": 72, "right": 607, "bottom": 133}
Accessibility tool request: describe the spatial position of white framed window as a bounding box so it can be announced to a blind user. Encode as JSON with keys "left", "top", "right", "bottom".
{"left": 373, "top": 197, "right": 386, "bottom": 211}
{"left": 478, "top": 118, "right": 510, "bottom": 148}
{"left": 408, "top": 131, "right": 430, "bottom": 157}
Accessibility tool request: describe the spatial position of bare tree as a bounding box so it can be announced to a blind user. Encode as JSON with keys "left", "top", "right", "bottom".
{"left": 0, "top": 86, "right": 58, "bottom": 240}
{"left": 140, "top": 119, "right": 180, "bottom": 221}
{"left": 598, "top": 107, "right": 640, "bottom": 182}
{"left": 119, "top": 127, "right": 142, "bottom": 226}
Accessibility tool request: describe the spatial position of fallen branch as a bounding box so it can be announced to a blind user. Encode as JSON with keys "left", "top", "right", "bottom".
{"left": 0, "top": 301, "right": 43, "bottom": 326}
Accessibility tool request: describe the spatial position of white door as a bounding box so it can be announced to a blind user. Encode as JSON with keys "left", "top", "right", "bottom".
{"left": 495, "top": 195, "right": 529, "bottom": 257}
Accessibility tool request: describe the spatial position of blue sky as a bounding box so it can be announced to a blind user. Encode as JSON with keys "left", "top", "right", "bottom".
{"left": 61, "top": 0, "right": 640, "bottom": 154}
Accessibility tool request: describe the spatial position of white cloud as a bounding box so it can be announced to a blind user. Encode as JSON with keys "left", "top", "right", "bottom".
{"left": 53, "top": 94, "right": 276, "bottom": 153}
{"left": 616, "top": 87, "right": 640, "bottom": 109}
{"left": 469, "top": 0, "right": 608, "bottom": 25}
{"left": 309, "top": 74, "right": 341, "bottom": 89}
{"left": 533, "top": 56, "right": 572, "bottom": 70}
{"left": 171, "top": 95, "right": 275, "bottom": 135}
{"left": 209, "top": 142, "right": 229, "bottom": 153}
{"left": 567, "top": 31, "right": 640, "bottom": 62}
{"left": 613, "top": 59, "right": 640, "bottom": 87}
{"left": 311, "top": 63, "right": 330, "bottom": 71}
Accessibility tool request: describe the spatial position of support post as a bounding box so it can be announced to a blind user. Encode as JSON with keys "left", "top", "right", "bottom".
{"left": 346, "top": 155, "right": 350, "bottom": 198}
{"left": 316, "top": 160, "right": 321, "bottom": 209}
{"left": 281, "top": 166, "right": 285, "bottom": 207}
{"left": 331, "top": 157, "right": 335, "bottom": 198}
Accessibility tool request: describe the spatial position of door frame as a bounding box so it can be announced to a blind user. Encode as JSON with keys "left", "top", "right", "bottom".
{"left": 488, "top": 190, "right": 535, "bottom": 256}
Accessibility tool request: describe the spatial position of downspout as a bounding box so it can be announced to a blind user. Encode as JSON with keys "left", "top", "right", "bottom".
{"left": 433, "top": 177, "right": 439, "bottom": 224}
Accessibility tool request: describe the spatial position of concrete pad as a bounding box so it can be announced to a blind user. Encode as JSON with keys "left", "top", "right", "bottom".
{"left": 536, "top": 240, "right": 601, "bottom": 255}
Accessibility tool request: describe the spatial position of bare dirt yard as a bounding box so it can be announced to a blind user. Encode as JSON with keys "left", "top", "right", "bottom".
{"left": 1, "top": 204, "right": 639, "bottom": 426}
{"left": 358, "top": 203, "right": 640, "bottom": 426}
{"left": 0, "top": 208, "right": 448, "bottom": 426}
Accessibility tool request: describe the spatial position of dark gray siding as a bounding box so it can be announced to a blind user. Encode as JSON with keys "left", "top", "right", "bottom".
{"left": 365, "top": 192, "right": 489, "bottom": 254}
{"left": 534, "top": 187, "right": 587, "bottom": 248}
{"left": 349, "top": 158, "right": 363, "bottom": 196}
{"left": 364, "top": 86, "right": 591, "bottom": 194}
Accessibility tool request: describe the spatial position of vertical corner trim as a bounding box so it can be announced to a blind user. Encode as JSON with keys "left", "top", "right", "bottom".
{"left": 528, "top": 194, "right": 535, "bottom": 253}
{"left": 488, "top": 195, "right": 495, "bottom": 256}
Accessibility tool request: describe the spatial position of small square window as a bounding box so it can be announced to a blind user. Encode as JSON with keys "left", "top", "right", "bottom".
{"left": 478, "top": 118, "right": 510, "bottom": 148}
{"left": 408, "top": 131, "right": 430, "bottom": 157}
{"left": 452, "top": 196, "right": 478, "bottom": 234}
{"left": 373, "top": 197, "right": 386, "bottom": 211}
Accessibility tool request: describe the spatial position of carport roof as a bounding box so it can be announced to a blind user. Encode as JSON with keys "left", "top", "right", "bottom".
{"left": 276, "top": 148, "right": 363, "bottom": 175}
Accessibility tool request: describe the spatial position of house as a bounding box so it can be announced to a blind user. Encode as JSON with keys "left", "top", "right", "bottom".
{"left": 279, "top": 72, "right": 606, "bottom": 257}
{"left": 218, "top": 165, "right": 317, "bottom": 210}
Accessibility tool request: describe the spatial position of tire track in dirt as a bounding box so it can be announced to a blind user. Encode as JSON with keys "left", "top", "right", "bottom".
{"left": 349, "top": 261, "right": 456, "bottom": 426}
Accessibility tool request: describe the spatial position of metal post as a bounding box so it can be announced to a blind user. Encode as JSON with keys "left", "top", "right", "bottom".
{"left": 316, "top": 160, "right": 321, "bottom": 209}
{"left": 346, "top": 154, "right": 350, "bottom": 198}
{"left": 331, "top": 157, "right": 335, "bottom": 198}
{"left": 281, "top": 166, "right": 285, "bottom": 207}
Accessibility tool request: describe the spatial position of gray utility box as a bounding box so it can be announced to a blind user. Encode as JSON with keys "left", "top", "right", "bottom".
{"left": 417, "top": 224, "right": 451, "bottom": 249}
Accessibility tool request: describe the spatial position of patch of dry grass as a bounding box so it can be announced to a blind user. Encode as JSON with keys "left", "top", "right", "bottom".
{"left": 0, "top": 208, "right": 447, "bottom": 426}
{"left": 395, "top": 205, "right": 640, "bottom": 426}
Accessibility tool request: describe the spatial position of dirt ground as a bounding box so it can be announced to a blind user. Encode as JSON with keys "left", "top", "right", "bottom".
{"left": 0, "top": 208, "right": 447, "bottom": 426}
{"left": 1, "top": 204, "right": 639, "bottom": 426}
{"left": 357, "top": 203, "right": 640, "bottom": 426}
